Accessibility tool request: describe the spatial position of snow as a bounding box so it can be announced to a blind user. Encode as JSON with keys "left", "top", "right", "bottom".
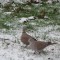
{"left": 0, "top": 0, "right": 24, "bottom": 5}
{"left": 0, "top": 34, "right": 15, "bottom": 41}
{"left": 18, "top": 16, "right": 35, "bottom": 23}
{"left": 0, "top": 0, "right": 60, "bottom": 59}
{"left": 46, "top": 0, "right": 52, "bottom": 4}
{"left": 44, "top": 16, "right": 49, "bottom": 19}
{"left": 19, "top": 17, "right": 28, "bottom": 23}
{"left": 0, "top": 25, "right": 60, "bottom": 60}
{"left": 0, "top": 8, "right": 3, "bottom": 12}
{"left": 3, "top": 12, "right": 12, "bottom": 15}
{"left": 28, "top": 16, "right": 35, "bottom": 20}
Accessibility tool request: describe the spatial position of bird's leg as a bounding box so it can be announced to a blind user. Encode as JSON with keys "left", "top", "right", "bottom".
{"left": 38, "top": 50, "right": 44, "bottom": 54}
{"left": 38, "top": 50, "right": 41, "bottom": 54}
{"left": 34, "top": 51, "right": 40, "bottom": 54}
{"left": 34, "top": 51, "right": 36, "bottom": 54}
{"left": 34, "top": 50, "right": 38, "bottom": 54}
{"left": 39, "top": 52, "right": 41, "bottom": 54}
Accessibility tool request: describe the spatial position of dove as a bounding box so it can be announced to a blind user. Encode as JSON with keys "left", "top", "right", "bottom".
{"left": 21, "top": 26, "right": 37, "bottom": 46}
{"left": 28, "top": 38, "right": 57, "bottom": 54}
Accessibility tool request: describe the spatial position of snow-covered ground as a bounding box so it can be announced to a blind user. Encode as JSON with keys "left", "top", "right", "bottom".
{"left": 0, "top": 25, "right": 60, "bottom": 60}
{"left": 0, "top": 0, "right": 60, "bottom": 59}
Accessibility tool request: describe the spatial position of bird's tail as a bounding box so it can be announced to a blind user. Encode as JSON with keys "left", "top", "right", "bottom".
{"left": 51, "top": 42, "right": 57, "bottom": 45}
{"left": 48, "top": 42, "right": 57, "bottom": 45}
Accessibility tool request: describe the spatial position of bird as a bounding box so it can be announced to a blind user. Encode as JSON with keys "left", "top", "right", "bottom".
{"left": 20, "top": 26, "right": 37, "bottom": 46}
{"left": 27, "top": 38, "right": 57, "bottom": 54}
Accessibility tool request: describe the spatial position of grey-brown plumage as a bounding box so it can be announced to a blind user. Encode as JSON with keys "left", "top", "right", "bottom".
{"left": 21, "top": 27, "right": 37, "bottom": 45}
{"left": 28, "top": 38, "right": 57, "bottom": 53}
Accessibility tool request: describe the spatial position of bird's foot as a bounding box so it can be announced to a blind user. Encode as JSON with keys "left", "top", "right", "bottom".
{"left": 21, "top": 45, "right": 27, "bottom": 48}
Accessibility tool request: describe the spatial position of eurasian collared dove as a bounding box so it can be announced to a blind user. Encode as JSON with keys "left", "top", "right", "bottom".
{"left": 27, "top": 38, "right": 57, "bottom": 54}
{"left": 21, "top": 26, "right": 37, "bottom": 46}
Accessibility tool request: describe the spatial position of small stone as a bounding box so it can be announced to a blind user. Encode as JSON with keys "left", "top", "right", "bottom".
{"left": 48, "top": 58, "right": 50, "bottom": 59}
